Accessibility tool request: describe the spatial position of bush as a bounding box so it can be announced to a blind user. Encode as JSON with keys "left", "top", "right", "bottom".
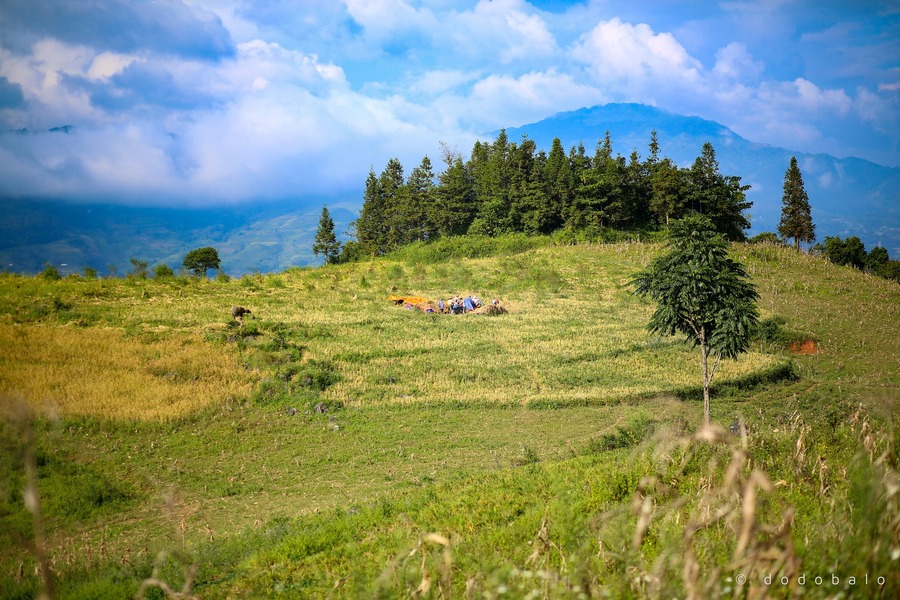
{"left": 40, "top": 262, "right": 61, "bottom": 280}
{"left": 153, "top": 264, "right": 175, "bottom": 279}
{"left": 749, "top": 231, "right": 783, "bottom": 245}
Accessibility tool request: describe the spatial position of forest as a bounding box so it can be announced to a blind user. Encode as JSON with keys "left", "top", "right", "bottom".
{"left": 344, "top": 130, "right": 751, "bottom": 260}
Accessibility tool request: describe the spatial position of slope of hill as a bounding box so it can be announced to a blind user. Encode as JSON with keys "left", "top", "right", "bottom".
{"left": 502, "top": 103, "right": 900, "bottom": 255}
{"left": 1, "top": 239, "right": 898, "bottom": 597}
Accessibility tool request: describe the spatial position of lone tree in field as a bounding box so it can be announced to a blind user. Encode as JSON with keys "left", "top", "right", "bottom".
{"left": 312, "top": 205, "right": 341, "bottom": 264}
{"left": 182, "top": 246, "right": 221, "bottom": 277}
{"left": 632, "top": 214, "right": 759, "bottom": 425}
{"left": 778, "top": 156, "right": 815, "bottom": 250}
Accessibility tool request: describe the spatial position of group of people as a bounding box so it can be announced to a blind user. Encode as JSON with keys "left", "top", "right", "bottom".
{"left": 438, "top": 294, "right": 499, "bottom": 314}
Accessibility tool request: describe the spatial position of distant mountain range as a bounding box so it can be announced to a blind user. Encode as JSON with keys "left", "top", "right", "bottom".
{"left": 2, "top": 103, "right": 898, "bottom": 275}
{"left": 502, "top": 103, "right": 900, "bottom": 255}
{"left": 0, "top": 199, "right": 357, "bottom": 277}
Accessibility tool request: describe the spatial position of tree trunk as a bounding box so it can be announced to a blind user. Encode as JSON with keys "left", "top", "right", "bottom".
{"left": 700, "top": 339, "right": 711, "bottom": 426}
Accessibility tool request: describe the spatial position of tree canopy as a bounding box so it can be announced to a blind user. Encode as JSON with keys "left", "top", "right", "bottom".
{"left": 182, "top": 246, "right": 221, "bottom": 277}
{"left": 347, "top": 130, "right": 753, "bottom": 259}
{"left": 632, "top": 214, "right": 759, "bottom": 425}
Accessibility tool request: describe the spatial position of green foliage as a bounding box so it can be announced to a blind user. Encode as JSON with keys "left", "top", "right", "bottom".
{"left": 82, "top": 267, "right": 98, "bottom": 279}
{"left": 749, "top": 231, "right": 783, "bottom": 245}
{"left": 182, "top": 246, "right": 221, "bottom": 277}
{"left": 128, "top": 257, "right": 148, "bottom": 279}
{"left": 40, "top": 262, "right": 61, "bottom": 280}
{"left": 152, "top": 263, "right": 174, "bottom": 279}
{"left": 778, "top": 156, "right": 816, "bottom": 249}
{"left": 586, "top": 411, "right": 656, "bottom": 452}
{"left": 632, "top": 214, "right": 759, "bottom": 423}
{"left": 813, "top": 236, "right": 899, "bottom": 284}
{"left": 386, "top": 233, "right": 547, "bottom": 263}
{"left": 350, "top": 131, "right": 751, "bottom": 259}
{"left": 817, "top": 235, "right": 867, "bottom": 270}
{"left": 312, "top": 205, "right": 341, "bottom": 264}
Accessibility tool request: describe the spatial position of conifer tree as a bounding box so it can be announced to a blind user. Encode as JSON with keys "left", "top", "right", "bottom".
{"left": 777, "top": 156, "right": 815, "bottom": 250}
{"left": 354, "top": 168, "right": 385, "bottom": 255}
{"left": 312, "top": 205, "right": 341, "bottom": 264}
{"left": 687, "top": 142, "right": 751, "bottom": 240}
{"left": 406, "top": 156, "right": 438, "bottom": 242}
{"left": 542, "top": 137, "right": 573, "bottom": 232}
{"left": 437, "top": 152, "right": 478, "bottom": 236}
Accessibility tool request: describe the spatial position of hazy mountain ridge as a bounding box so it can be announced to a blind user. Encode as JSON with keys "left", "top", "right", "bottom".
{"left": 503, "top": 103, "right": 900, "bottom": 254}
{"left": 0, "top": 199, "right": 356, "bottom": 276}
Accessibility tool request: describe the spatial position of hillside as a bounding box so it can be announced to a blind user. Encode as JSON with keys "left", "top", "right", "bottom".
{"left": 1, "top": 239, "right": 898, "bottom": 597}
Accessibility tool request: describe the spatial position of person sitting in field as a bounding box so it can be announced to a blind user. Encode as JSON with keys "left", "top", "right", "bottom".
{"left": 451, "top": 299, "right": 464, "bottom": 314}
{"left": 472, "top": 295, "right": 483, "bottom": 308}
{"left": 463, "top": 295, "right": 475, "bottom": 312}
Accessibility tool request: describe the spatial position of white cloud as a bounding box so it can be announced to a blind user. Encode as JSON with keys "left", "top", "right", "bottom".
{"left": 86, "top": 52, "right": 142, "bottom": 81}
{"left": 713, "top": 42, "right": 763, "bottom": 81}
{"left": 454, "top": 70, "right": 605, "bottom": 129}
{"left": 757, "top": 78, "right": 853, "bottom": 116}
{"left": 570, "top": 18, "right": 704, "bottom": 100}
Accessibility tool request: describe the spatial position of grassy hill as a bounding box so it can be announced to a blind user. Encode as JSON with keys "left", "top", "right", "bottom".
{"left": 1, "top": 238, "right": 898, "bottom": 598}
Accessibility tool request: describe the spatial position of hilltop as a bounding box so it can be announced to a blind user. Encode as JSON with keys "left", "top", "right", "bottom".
{"left": 0, "top": 238, "right": 898, "bottom": 597}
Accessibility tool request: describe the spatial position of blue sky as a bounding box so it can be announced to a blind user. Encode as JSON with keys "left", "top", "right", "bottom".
{"left": 0, "top": 0, "right": 897, "bottom": 206}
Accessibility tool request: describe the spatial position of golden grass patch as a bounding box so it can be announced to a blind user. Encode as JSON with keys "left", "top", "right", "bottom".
{"left": 0, "top": 324, "right": 253, "bottom": 420}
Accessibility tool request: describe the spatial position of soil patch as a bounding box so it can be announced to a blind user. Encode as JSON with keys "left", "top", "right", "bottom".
{"left": 788, "top": 339, "right": 818, "bottom": 355}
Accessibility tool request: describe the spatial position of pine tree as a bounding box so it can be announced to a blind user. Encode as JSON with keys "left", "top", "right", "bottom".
{"left": 687, "top": 142, "right": 751, "bottom": 240}
{"left": 777, "top": 156, "right": 815, "bottom": 250}
{"left": 406, "top": 156, "right": 438, "bottom": 242}
{"left": 312, "top": 205, "right": 341, "bottom": 264}
{"left": 437, "top": 154, "right": 478, "bottom": 236}
{"left": 354, "top": 168, "right": 385, "bottom": 255}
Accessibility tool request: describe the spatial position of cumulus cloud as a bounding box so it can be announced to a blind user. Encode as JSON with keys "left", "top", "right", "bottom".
{"left": 570, "top": 18, "right": 704, "bottom": 101}
{"left": 713, "top": 42, "right": 763, "bottom": 82}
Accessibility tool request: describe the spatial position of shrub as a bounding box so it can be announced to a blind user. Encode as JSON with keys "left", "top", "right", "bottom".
{"left": 40, "top": 262, "right": 61, "bottom": 280}
{"left": 749, "top": 231, "right": 783, "bottom": 245}
{"left": 153, "top": 264, "right": 175, "bottom": 279}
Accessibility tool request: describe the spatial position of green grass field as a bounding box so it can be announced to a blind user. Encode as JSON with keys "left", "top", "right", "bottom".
{"left": 1, "top": 239, "right": 898, "bottom": 598}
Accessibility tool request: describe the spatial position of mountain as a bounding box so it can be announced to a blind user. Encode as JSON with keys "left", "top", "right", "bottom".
{"left": 0, "top": 199, "right": 356, "bottom": 276}
{"left": 502, "top": 103, "right": 900, "bottom": 255}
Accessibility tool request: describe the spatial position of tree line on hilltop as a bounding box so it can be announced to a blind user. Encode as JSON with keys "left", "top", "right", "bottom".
{"left": 336, "top": 130, "right": 752, "bottom": 261}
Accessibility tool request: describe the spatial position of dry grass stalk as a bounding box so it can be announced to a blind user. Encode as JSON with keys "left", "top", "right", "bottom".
{"left": 134, "top": 551, "right": 198, "bottom": 600}
{"left": 5, "top": 396, "right": 55, "bottom": 600}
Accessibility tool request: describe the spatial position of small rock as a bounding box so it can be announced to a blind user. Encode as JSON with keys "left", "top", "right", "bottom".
{"left": 313, "top": 402, "right": 327, "bottom": 414}
{"left": 286, "top": 407, "right": 298, "bottom": 416}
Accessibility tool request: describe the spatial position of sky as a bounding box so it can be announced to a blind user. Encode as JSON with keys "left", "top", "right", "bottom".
{"left": 0, "top": 0, "right": 898, "bottom": 207}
